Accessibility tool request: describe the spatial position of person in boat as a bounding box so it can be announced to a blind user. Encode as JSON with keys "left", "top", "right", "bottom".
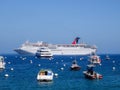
{"left": 87, "top": 65, "right": 94, "bottom": 75}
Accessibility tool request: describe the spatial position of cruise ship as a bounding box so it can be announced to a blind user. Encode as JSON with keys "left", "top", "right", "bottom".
{"left": 14, "top": 37, "right": 97, "bottom": 55}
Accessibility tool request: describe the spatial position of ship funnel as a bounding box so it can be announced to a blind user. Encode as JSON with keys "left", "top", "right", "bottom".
{"left": 72, "top": 37, "right": 80, "bottom": 44}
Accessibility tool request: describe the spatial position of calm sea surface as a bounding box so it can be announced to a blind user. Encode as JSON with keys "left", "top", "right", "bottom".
{"left": 0, "top": 54, "right": 120, "bottom": 90}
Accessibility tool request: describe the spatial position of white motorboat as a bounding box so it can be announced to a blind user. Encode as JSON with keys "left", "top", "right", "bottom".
{"left": 83, "top": 71, "right": 102, "bottom": 79}
{"left": 83, "top": 64, "right": 102, "bottom": 79}
{"left": 70, "top": 60, "right": 81, "bottom": 71}
{"left": 37, "top": 69, "right": 53, "bottom": 82}
{"left": 0, "top": 56, "right": 5, "bottom": 69}
{"left": 89, "top": 53, "right": 101, "bottom": 64}
{"left": 36, "top": 47, "right": 53, "bottom": 58}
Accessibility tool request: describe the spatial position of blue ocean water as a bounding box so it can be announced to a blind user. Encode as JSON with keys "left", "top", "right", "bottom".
{"left": 0, "top": 54, "right": 120, "bottom": 90}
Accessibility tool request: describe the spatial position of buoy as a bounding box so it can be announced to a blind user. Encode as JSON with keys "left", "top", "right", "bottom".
{"left": 5, "top": 57, "right": 7, "bottom": 59}
{"left": 51, "top": 57, "right": 54, "bottom": 59}
{"left": 49, "top": 58, "right": 52, "bottom": 60}
{"left": 35, "top": 57, "right": 37, "bottom": 59}
{"left": 56, "top": 62, "right": 58, "bottom": 64}
{"left": 8, "top": 62, "right": 11, "bottom": 64}
{"left": 54, "top": 73, "right": 58, "bottom": 77}
{"left": 15, "top": 56, "right": 17, "bottom": 58}
{"left": 22, "top": 57, "right": 26, "bottom": 60}
{"left": 5, "top": 74, "right": 9, "bottom": 77}
{"left": 20, "top": 56, "right": 22, "bottom": 59}
{"left": 61, "top": 67, "right": 64, "bottom": 70}
{"left": 38, "top": 64, "right": 41, "bottom": 67}
{"left": 80, "top": 57, "right": 83, "bottom": 60}
{"left": 113, "top": 61, "right": 115, "bottom": 63}
{"left": 63, "top": 64, "right": 66, "bottom": 67}
{"left": 30, "top": 60, "right": 33, "bottom": 64}
{"left": 112, "top": 67, "right": 116, "bottom": 70}
{"left": 11, "top": 68, "right": 14, "bottom": 71}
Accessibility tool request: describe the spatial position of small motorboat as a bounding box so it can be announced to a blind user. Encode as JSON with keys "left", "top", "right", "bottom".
{"left": 89, "top": 53, "right": 101, "bottom": 65}
{"left": 70, "top": 60, "right": 81, "bottom": 71}
{"left": 0, "top": 56, "right": 5, "bottom": 69}
{"left": 83, "top": 64, "right": 102, "bottom": 79}
{"left": 83, "top": 71, "right": 102, "bottom": 79}
{"left": 37, "top": 69, "right": 53, "bottom": 82}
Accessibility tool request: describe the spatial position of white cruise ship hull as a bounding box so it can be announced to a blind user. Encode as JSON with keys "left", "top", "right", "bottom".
{"left": 14, "top": 46, "right": 96, "bottom": 55}
{"left": 14, "top": 37, "right": 97, "bottom": 55}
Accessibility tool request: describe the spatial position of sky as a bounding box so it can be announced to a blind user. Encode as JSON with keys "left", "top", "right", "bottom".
{"left": 0, "top": 0, "right": 120, "bottom": 54}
